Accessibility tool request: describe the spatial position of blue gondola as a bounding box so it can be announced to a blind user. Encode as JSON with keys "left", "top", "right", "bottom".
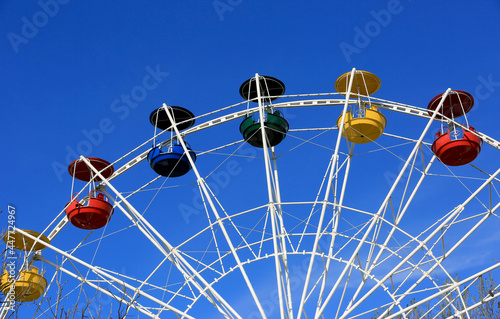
{"left": 148, "top": 140, "right": 196, "bottom": 177}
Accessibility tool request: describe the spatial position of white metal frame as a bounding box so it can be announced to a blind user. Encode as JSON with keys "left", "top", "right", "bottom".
{"left": 3, "top": 69, "right": 500, "bottom": 319}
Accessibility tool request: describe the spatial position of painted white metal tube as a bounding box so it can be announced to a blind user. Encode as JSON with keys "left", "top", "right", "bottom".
{"left": 344, "top": 154, "right": 438, "bottom": 312}
{"left": 385, "top": 259, "right": 500, "bottom": 319}
{"left": 343, "top": 166, "right": 500, "bottom": 319}
{"left": 254, "top": 73, "right": 288, "bottom": 319}
{"left": 382, "top": 198, "right": 500, "bottom": 318}
{"left": 81, "top": 156, "right": 241, "bottom": 319}
{"left": 273, "top": 154, "right": 294, "bottom": 318}
{"left": 14, "top": 228, "right": 196, "bottom": 319}
{"left": 315, "top": 145, "right": 354, "bottom": 318}
{"left": 162, "top": 104, "right": 265, "bottom": 319}
{"left": 298, "top": 68, "right": 357, "bottom": 319}
{"left": 320, "top": 88, "right": 452, "bottom": 319}
{"left": 37, "top": 256, "right": 158, "bottom": 319}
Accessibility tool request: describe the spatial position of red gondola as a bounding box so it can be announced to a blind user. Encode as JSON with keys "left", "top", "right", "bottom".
{"left": 428, "top": 90, "right": 482, "bottom": 166}
{"left": 68, "top": 157, "right": 114, "bottom": 182}
{"left": 432, "top": 125, "right": 482, "bottom": 166}
{"left": 427, "top": 90, "right": 474, "bottom": 119}
{"left": 65, "top": 192, "right": 114, "bottom": 230}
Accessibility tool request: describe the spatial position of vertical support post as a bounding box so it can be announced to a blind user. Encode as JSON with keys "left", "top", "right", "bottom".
{"left": 297, "top": 68, "right": 357, "bottom": 319}
{"left": 254, "top": 73, "right": 293, "bottom": 319}
{"left": 315, "top": 145, "right": 354, "bottom": 318}
{"left": 80, "top": 156, "right": 241, "bottom": 319}
{"left": 324, "top": 88, "right": 453, "bottom": 319}
{"left": 343, "top": 154, "right": 438, "bottom": 313}
{"left": 163, "top": 104, "right": 268, "bottom": 319}
{"left": 363, "top": 174, "right": 500, "bottom": 319}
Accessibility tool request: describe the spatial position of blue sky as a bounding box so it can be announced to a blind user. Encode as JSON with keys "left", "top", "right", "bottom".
{"left": 2, "top": 1, "right": 500, "bottom": 318}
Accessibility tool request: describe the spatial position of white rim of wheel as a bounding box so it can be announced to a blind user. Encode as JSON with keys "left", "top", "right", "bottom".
{"left": 4, "top": 70, "right": 500, "bottom": 319}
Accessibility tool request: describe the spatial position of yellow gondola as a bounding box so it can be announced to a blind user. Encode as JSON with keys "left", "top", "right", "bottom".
{"left": 3, "top": 229, "right": 50, "bottom": 251}
{"left": 335, "top": 70, "right": 381, "bottom": 96}
{"left": 337, "top": 105, "right": 387, "bottom": 144}
{"left": 335, "top": 70, "right": 386, "bottom": 143}
{"left": 0, "top": 267, "right": 47, "bottom": 302}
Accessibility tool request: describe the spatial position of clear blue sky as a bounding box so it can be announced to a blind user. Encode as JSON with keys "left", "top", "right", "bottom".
{"left": 1, "top": 1, "right": 500, "bottom": 318}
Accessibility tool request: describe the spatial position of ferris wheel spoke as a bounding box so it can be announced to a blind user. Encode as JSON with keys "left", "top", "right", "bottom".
{"left": 297, "top": 68, "right": 359, "bottom": 319}
{"left": 20, "top": 71, "right": 500, "bottom": 319}
{"left": 121, "top": 255, "right": 191, "bottom": 318}
{"left": 163, "top": 104, "right": 271, "bottom": 318}
{"left": 195, "top": 174, "right": 268, "bottom": 318}
{"left": 374, "top": 211, "right": 477, "bottom": 300}
{"left": 197, "top": 188, "right": 230, "bottom": 274}
{"left": 179, "top": 249, "right": 229, "bottom": 279}
{"left": 344, "top": 150, "right": 438, "bottom": 311}
{"left": 390, "top": 193, "right": 500, "bottom": 298}
{"left": 201, "top": 183, "right": 260, "bottom": 261}
{"left": 297, "top": 153, "right": 339, "bottom": 318}
{"left": 412, "top": 200, "right": 500, "bottom": 292}
{"left": 453, "top": 287, "right": 500, "bottom": 319}
{"left": 340, "top": 167, "right": 500, "bottom": 319}
{"left": 316, "top": 90, "right": 451, "bottom": 319}
{"left": 250, "top": 73, "right": 295, "bottom": 319}
{"left": 331, "top": 260, "right": 355, "bottom": 319}
{"left": 386, "top": 244, "right": 458, "bottom": 314}
{"left": 80, "top": 158, "right": 243, "bottom": 319}
{"left": 296, "top": 155, "right": 334, "bottom": 250}
{"left": 395, "top": 153, "right": 438, "bottom": 224}
{"left": 313, "top": 146, "right": 354, "bottom": 318}
{"left": 364, "top": 136, "right": 433, "bottom": 264}
{"left": 107, "top": 249, "right": 234, "bottom": 318}
{"left": 15, "top": 229, "right": 199, "bottom": 319}
{"left": 39, "top": 257, "right": 160, "bottom": 318}
{"left": 385, "top": 261, "right": 500, "bottom": 319}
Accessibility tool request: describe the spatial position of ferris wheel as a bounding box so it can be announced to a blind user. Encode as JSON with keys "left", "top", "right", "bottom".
{"left": 3, "top": 68, "right": 500, "bottom": 319}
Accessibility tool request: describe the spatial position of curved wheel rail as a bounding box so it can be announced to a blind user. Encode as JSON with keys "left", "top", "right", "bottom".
{"left": 39, "top": 96, "right": 500, "bottom": 271}
{"left": 9, "top": 92, "right": 499, "bottom": 319}
{"left": 109, "top": 97, "right": 500, "bottom": 183}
